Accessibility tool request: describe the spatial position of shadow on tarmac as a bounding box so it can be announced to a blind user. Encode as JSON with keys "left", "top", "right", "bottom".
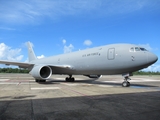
{"left": 0, "top": 91, "right": 160, "bottom": 120}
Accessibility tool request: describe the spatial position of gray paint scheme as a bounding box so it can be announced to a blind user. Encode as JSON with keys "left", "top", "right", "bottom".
{"left": 0, "top": 42, "right": 158, "bottom": 81}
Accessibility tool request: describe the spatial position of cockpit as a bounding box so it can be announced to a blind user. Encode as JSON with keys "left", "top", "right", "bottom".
{"left": 130, "top": 47, "right": 147, "bottom": 52}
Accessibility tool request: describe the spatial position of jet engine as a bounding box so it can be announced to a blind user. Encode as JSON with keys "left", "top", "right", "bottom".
{"left": 84, "top": 75, "right": 102, "bottom": 78}
{"left": 29, "top": 65, "right": 52, "bottom": 80}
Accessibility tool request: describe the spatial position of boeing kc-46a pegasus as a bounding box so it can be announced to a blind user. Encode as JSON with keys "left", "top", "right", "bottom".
{"left": 0, "top": 42, "right": 158, "bottom": 87}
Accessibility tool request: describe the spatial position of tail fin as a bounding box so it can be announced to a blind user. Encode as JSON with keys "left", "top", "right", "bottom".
{"left": 27, "top": 41, "right": 37, "bottom": 62}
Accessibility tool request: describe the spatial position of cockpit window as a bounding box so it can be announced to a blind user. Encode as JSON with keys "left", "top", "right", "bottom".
{"left": 135, "top": 47, "right": 140, "bottom": 51}
{"left": 130, "top": 47, "right": 148, "bottom": 52}
{"left": 140, "top": 47, "right": 147, "bottom": 51}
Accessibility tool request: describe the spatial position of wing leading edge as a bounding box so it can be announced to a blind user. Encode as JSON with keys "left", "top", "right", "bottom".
{"left": 0, "top": 60, "right": 72, "bottom": 68}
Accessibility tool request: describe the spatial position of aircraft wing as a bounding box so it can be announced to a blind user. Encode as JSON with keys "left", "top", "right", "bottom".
{"left": 46, "top": 64, "right": 74, "bottom": 73}
{"left": 46, "top": 64, "right": 74, "bottom": 74}
{"left": 49, "top": 65, "right": 72, "bottom": 69}
{"left": 0, "top": 60, "right": 73, "bottom": 70}
{"left": 0, "top": 60, "right": 33, "bottom": 68}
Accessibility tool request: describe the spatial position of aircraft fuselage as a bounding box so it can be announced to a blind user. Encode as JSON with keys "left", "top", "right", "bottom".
{"left": 30, "top": 44, "right": 157, "bottom": 75}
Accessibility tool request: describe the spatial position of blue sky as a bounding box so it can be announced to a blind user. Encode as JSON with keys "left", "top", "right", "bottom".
{"left": 0, "top": 0, "right": 160, "bottom": 71}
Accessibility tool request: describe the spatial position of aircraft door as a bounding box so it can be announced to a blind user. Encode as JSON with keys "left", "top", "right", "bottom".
{"left": 108, "top": 48, "right": 115, "bottom": 60}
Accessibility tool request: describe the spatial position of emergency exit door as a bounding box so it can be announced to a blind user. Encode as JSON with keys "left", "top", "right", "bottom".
{"left": 108, "top": 48, "right": 115, "bottom": 60}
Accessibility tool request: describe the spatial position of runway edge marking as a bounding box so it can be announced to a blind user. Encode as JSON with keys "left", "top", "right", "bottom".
{"left": 31, "top": 87, "right": 60, "bottom": 90}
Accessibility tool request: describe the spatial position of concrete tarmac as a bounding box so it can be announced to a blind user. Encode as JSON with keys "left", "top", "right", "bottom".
{"left": 0, "top": 73, "right": 160, "bottom": 120}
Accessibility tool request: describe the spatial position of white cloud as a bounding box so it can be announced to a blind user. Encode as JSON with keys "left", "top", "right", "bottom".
{"left": 0, "top": 43, "right": 23, "bottom": 61}
{"left": 37, "top": 55, "right": 45, "bottom": 59}
{"left": 62, "top": 39, "right": 66, "bottom": 45}
{"left": 64, "top": 44, "right": 74, "bottom": 53}
{"left": 62, "top": 39, "right": 74, "bottom": 53}
{"left": 142, "top": 63, "right": 160, "bottom": 72}
{"left": 24, "top": 58, "right": 29, "bottom": 63}
{"left": 83, "top": 40, "right": 92, "bottom": 46}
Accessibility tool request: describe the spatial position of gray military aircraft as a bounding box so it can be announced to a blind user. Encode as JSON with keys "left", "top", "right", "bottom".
{"left": 0, "top": 42, "right": 158, "bottom": 87}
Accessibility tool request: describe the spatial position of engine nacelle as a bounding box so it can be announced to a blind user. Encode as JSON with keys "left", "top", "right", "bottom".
{"left": 29, "top": 65, "right": 52, "bottom": 80}
{"left": 84, "top": 75, "right": 102, "bottom": 78}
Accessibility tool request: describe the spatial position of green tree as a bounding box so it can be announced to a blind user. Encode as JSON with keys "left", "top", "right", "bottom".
{"left": 0, "top": 68, "right": 29, "bottom": 73}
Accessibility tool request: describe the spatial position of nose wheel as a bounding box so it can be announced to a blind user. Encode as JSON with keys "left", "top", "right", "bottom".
{"left": 122, "top": 73, "right": 131, "bottom": 87}
{"left": 122, "top": 81, "right": 130, "bottom": 87}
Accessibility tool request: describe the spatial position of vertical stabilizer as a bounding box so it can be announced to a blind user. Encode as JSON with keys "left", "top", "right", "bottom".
{"left": 27, "top": 41, "right": 37, "bottom": 62}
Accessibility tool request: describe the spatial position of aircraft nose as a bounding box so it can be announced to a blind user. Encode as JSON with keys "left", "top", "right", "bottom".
{"left": 147, "top": 52, "right": 158, "bottom": 65}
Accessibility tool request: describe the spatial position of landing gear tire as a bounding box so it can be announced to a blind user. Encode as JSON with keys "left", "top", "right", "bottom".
{"left": 122, "top": 81, "right": 130, "bottom": 87}
{"left": 35, "top": 79, "right": 39, "bottom": 82}
{"left": 35, "top": 79, "right": 46, "bottom": 82}
{"left": 65, "top": 77, "right": 69, "bottom": 82}
{"left": 40, "top": 80, "right": 46, "bottom": 82}
{"left": 127, "top": 81, "right": 130, "bottom": 87}
{"left": 65, "top": 75, "right": 75, "bottom": 82}
{"left": 71, "top": 78, "right": 75, "bottom": 82}
{"left": 122, "top": 82, "right": 127, "bottom": 87}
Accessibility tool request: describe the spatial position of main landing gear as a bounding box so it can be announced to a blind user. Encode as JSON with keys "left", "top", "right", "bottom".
{"left": 65, "top": 75, "right": 75, "bottom": 82}
{"left": 35, "top": 79, "right": 46, "bottom": 82}
{"left": 122, "top": 73, "right": 132, "bottom": 87}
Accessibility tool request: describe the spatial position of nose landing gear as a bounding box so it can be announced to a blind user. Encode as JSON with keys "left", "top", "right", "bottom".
{"left": 122, "top": 73, "right": 132, "bottom": 87}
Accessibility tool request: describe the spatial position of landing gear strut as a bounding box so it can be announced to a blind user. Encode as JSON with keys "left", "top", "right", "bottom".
{"left": 122, "top": 73, "right": 132, "bottom": 87}
{"left": 65, "top": 75, "right": 75, "bottom": 82}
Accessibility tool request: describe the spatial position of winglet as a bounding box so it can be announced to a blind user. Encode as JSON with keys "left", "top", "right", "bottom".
{"left": 27, "top": 41, "right": 37, "bottom": 62}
